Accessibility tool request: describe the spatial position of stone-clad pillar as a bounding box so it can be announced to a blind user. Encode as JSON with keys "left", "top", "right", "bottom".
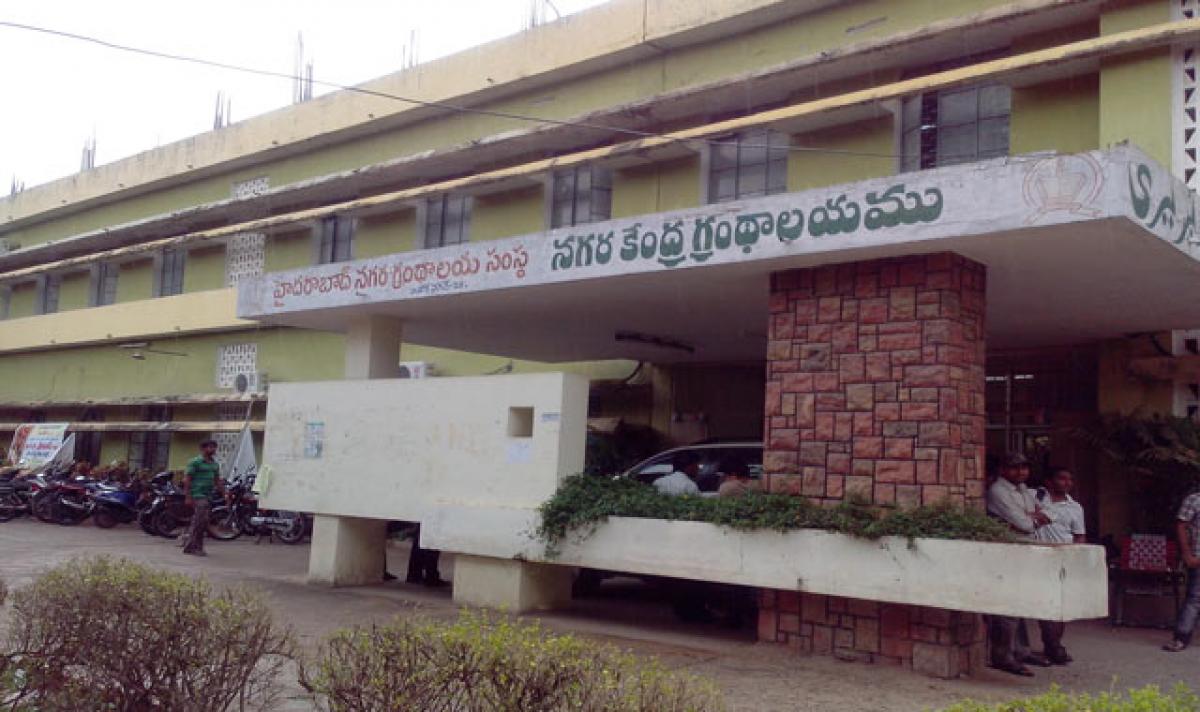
{"left": 764, "top": 252, "right": 987, "bottom": 509}
{"left": 758, "top": 253, "right": 988, "bottom": 677}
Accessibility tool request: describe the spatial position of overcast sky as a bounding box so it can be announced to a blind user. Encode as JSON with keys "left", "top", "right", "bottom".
{"left": 0, "top": 0, "right": 610, "bottom": 192}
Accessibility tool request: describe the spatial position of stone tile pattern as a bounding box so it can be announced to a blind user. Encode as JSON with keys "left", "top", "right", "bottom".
{"left": 758, "top": 590, "right": 986, "bottom": 679}
{"left": 763, "top": 253, "right": 987, "bottom": 509}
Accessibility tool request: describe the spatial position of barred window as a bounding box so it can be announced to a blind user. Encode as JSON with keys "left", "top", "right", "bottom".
{"left": 707, "top": 129, "right": 789, "bottom": 204}
{"left": 225, "top": 233, "right": 265, "bottom": 286}
{"left": 550, "top": 165, "right": 612, "bottom": 228}
{"left": 92, "top": 262, "right": 118, "bottom": 306}
{"left": 901, "top": 84, "right": 1011, "bottom": 172}
{"left": 38, "top": 274, "right": 61, "bottom": 314}
{"left": 129, "top": 406, "right": 173, "bottom": 473}
{"left": 317, "top": 216, "right": 355, "bottom": 264}
{"left": 424, "top": 195, "right": 471, "bottom": 248}
{"left": 156, "top": 249, "right": 186, "bottom": 297}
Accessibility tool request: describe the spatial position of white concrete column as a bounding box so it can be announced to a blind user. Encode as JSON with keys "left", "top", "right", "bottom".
{"left": 452, "top": 554, "right": 574, "bottom": 612}
{"left": 344, "top": 315, "right": 403, "bottom": 379}
{"left": 307, "top": 514, "right": 388, "bottom": 586}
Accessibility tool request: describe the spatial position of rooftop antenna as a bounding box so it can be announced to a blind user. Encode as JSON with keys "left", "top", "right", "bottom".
{"left": 523, "top": 0, "right": 561, "bottom": 30}
{"left": 80, "top": 132, "right": 96, "bottom": 171}
{"left": 401, "top": 28, "right": 420, "bottom": 70}
{"left": 213, "top": 90, "right": 232, "bottom": 129}
{"left": 9, "top": 175, "right": 24, "bottom": 197}
{"left": 292, "top": 33, "right": 314, "bottom": 104}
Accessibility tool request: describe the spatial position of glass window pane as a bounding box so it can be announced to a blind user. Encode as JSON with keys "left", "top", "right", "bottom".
{"left": 938, "top": 88, "right": 978, "bottom": 125}
{"left": 978, "top": 116, "right": 1010, "bottom": 157}
{"left": 937, "top": 123, "right": 977, "bottom": 166}
{"left": 592, "top": 167, "right": 612, "bottom": 189}
{"left": 573, "top": 194, "right": 590, "bottom": 224}
{"left": 712, "top": 141, "right": 738, "bottom": 169}
{"left": 576, "top": 167, "right": 591, "bottom": 192}
{"left": 552, "top": 201, "right": 574, "bottom": 229}
{"left": 767, "top": 161, "right": 788, "bottom": 194}
{"left": 553, "top": 171, "right": 574, "bottom": 199}
{"left": 590, "top": 187, "right": 612, "bottom": 222}
{"left": 740, "top": 140, "right": 768, "bottom": 167}
{"left": 979, "top": 85, "right": 1011, "bottom": 119}
{"left": 712, "top": 170, "right": 737, "bottom": 201}
{"left": 902, "top": 129, "right": 921, "bottom": 167}
{"left": 738, "top": 163, "right": 767, "bottom": 197}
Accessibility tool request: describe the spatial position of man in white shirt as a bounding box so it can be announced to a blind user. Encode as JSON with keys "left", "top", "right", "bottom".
{"left": 653, "top": 452, "right": 701, "bottom": 496}
{"left": 985, "top": 452, "right": 1052, "bottom": 676}
{"left": 1034, "top": 466, "right": 1086, "bottom": 665}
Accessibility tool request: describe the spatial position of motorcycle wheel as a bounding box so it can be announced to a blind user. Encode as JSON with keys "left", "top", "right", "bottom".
{"left": 274, "top": 512, "right": 307, "bottom": 544}
{"left": 93, "top": 508, "right": 119, "bottom": 529}
{"left": 0, "top": 494, "right": 21, "bottom": 522}
{"left": 53, "top": 501, "right": 88, "bottom": 526}
{"left": 206, "top": 506, "right": 243, "bottom": 541}
{"left": 32, "top": 494, "right": 57, "bottom": 523}
{"left": 154, "top": 509, "right": 186, "bottom": 539}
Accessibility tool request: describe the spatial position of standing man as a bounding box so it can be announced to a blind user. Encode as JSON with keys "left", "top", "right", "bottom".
{"left": 1034, "top": 466, "right": 1086, "bottom": 664}
{"left": 182, "top": 439, "right": 224, "bottom": 557}
{"left": 1163, "top": 487, "right": 1200, "bottom": 652}
{"left": 986, "top": 452, "right": 1052, "bottom": 676}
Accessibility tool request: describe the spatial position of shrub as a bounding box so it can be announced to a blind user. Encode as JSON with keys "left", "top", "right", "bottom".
{"left": 0, "top": 557, "right": 294, "bottom": 712}
{"left": 940, "top": 684, "right": 1200, "bottom": 711}
{"left": 300, "top": 612, "right": 724, "bottom": 712}
{"left": 536, "top": 475, "right": 1013, "bottom": 555}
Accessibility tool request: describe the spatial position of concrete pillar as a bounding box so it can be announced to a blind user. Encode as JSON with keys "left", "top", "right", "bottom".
{"left": 344, "top": 315, "right": 403, "bottom": 379}
{"left": 306, "top": 315, "right": 403, "bottom": 586}
{"left": 451, "top": 554, "right": 573, "bottom": 613}
{"left": 758, "top": 253, "right": 988, "bottom": 676}
{"left": 308, "top": 515, "right": 388, "bottom": 586}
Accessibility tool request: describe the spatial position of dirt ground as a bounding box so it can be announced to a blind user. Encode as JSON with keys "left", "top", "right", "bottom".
{"left": 1, "top": 518, "right": 1196, "bottom": 711}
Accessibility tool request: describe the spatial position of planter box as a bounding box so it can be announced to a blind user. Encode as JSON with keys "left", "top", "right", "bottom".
{"left": 424, "top": 507, "right": 1108, "bottom": 621}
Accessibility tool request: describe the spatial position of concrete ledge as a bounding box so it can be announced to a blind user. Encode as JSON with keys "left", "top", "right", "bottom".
{"left": 424, "top": 507, "right": 1108, "bottom": 621}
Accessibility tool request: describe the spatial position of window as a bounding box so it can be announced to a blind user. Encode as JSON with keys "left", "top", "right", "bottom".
{"left": 901, "top": 84, "right": 1011, "bottom": 172}
{"left": 129, "top": 406, "right": 172, "bottom": 472}
{"left": 549, "top": 165, "right": 612, "bottom": 228}
{"left": 423, "top": 195, "right": 471, "bottom": 248}
{"left": 37, "top": 274, "right": 61, "bottom": 315}
{"left": 706, "top": 129, "right": 789, "bottom": 204}
{"left": 75, "top": 408, "right": 103, "bottom": 465}
{"left": 91, "top": 262, "right": 119, "bottom": 306}
{"left": 156, "top": 249, "right": 186, "bottom": 297}
{"left": 216, "top": 342, "right": 258, "bottom": 388}
{"left": 0, "top": 286, "right": 10, "bottom": 320}
{"left": 317, "top": 216, "right": 355, "bottom": 264}
{"left": 225, "top": 233, "right": 265, "bottom": 286}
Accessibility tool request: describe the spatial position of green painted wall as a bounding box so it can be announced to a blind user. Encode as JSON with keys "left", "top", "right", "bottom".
{"left": 788, "top": 117, "right": 895, "bottom": 191}
{"left": 472, "top": 187, "right": 545, "bottom": 242}
{"left": 115, "top": 259, "right": 154, "bottom": 303}
{"left": 356, "top": 211, "right": 417, "bottom": 258}
{"left": 7, "top": 282, "right": 35, "bottom": 319}
{"left": 183, "top": 245, "right": 227, "bottom": 293}
{"left": 4, "top": 0, "right": 1017, "bottom": 250}
{"left": 265, "top": 229, "right": 313, "bottom": 272}
{"left": 611, "top": 156, "right": 700, "bottom": 218}
{"left": 1099, "top": 0, "right": 1172, "bottom": 166}
{"left": 57, "top": 272, "right": 91, "bottom": 312}
{"left": 1011, "top": 74, "right": 1101, "bottom": 156}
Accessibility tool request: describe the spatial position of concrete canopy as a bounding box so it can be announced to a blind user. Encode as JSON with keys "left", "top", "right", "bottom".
{"left": 238, "top": 147, "right": 1200, "bottom": 362}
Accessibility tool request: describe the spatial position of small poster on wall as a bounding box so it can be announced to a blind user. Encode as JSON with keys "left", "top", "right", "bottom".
{"left": 304, "top": 422, "right": 324, "bottom": 459}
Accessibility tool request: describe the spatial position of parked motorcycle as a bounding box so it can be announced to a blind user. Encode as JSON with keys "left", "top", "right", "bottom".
{"left": 0, "top": 473, "right": 44, "bottom": 522}
{"left": 49, "top": 478, "right": 101, "bottom": 526}
{"left": 138, "top": 472, "right": 188, "bottom": 538}
{"left": 91, "top": 479, "right": 145, "bottom": 529}
{"left": 208, "top": 476, "right": 309, "bottom": 544}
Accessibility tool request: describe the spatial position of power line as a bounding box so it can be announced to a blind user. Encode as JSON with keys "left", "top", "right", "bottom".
{"left": 0, "top": 20, "right": 900, "bottom": 161}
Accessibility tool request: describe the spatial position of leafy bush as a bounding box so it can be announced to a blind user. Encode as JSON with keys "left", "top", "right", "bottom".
{"left": 940, "top": 684, "right": 1199, "bottom": 711}
{"left": 537, "top": 475, "right": 1013, "bottom": 555}
{"left": 300, "top": 612, "right": 723, "bottom": 712}
{"left": 0, "top": 557, "right": 295, "bottom": 711}
{"left": 1079, "top": 414, "right": 1200, "bottom": 534}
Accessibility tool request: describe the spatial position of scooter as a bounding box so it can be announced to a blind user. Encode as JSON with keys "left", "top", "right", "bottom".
{"left": 91, "top": 479, "right": 144, "bottom": 529}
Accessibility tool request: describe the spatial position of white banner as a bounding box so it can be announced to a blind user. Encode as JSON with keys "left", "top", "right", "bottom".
{"left": 7, "top": 423, "right": 70, "bottom": 469}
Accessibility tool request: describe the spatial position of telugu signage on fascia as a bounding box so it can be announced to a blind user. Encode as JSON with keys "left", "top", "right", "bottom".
{"left": 238, "top": 149, "right": 1138, "bottom": 319}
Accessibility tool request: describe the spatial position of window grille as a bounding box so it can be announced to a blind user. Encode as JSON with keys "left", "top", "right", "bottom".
{"left": 707, "top": 129, "right": 789, "bottom": 204}
{"left": 317, "top": 216, "right": 355, "bottom": 264}
{"left": 93, "top": 262, "right": 118, "bottom": 306}
{"left": 38, "top": 274, "right": 61, "bottom": 314}
{"left": 1176, "top": 1, "right": 1200, "bottom": 189}
{"left": 901, "top": 85, "right": 1011, "bottom": 172}
{"left": 550, "top": 165, "right": 613, "bottom": 228}
{"left": 216, "top": 343, "right": 258, "bottom": 389}
{"left": 231, "top": 176, "right": 270, "bottom": 200}
{"left": 424, "top": 195, "right": 471, "bottom": 248}
{"left": 225, "top": 233, "right": 265, "bottom": 287}
{"left": 156, "top": 249, "right": 186, "bottom": 297}
{"left": 128, "top": 406, "right": 172, "bottom": 473}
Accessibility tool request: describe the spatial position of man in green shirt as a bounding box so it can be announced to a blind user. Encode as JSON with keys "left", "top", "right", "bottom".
{"left": 181, "top": 439, "right": 225, "bottom": 556}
